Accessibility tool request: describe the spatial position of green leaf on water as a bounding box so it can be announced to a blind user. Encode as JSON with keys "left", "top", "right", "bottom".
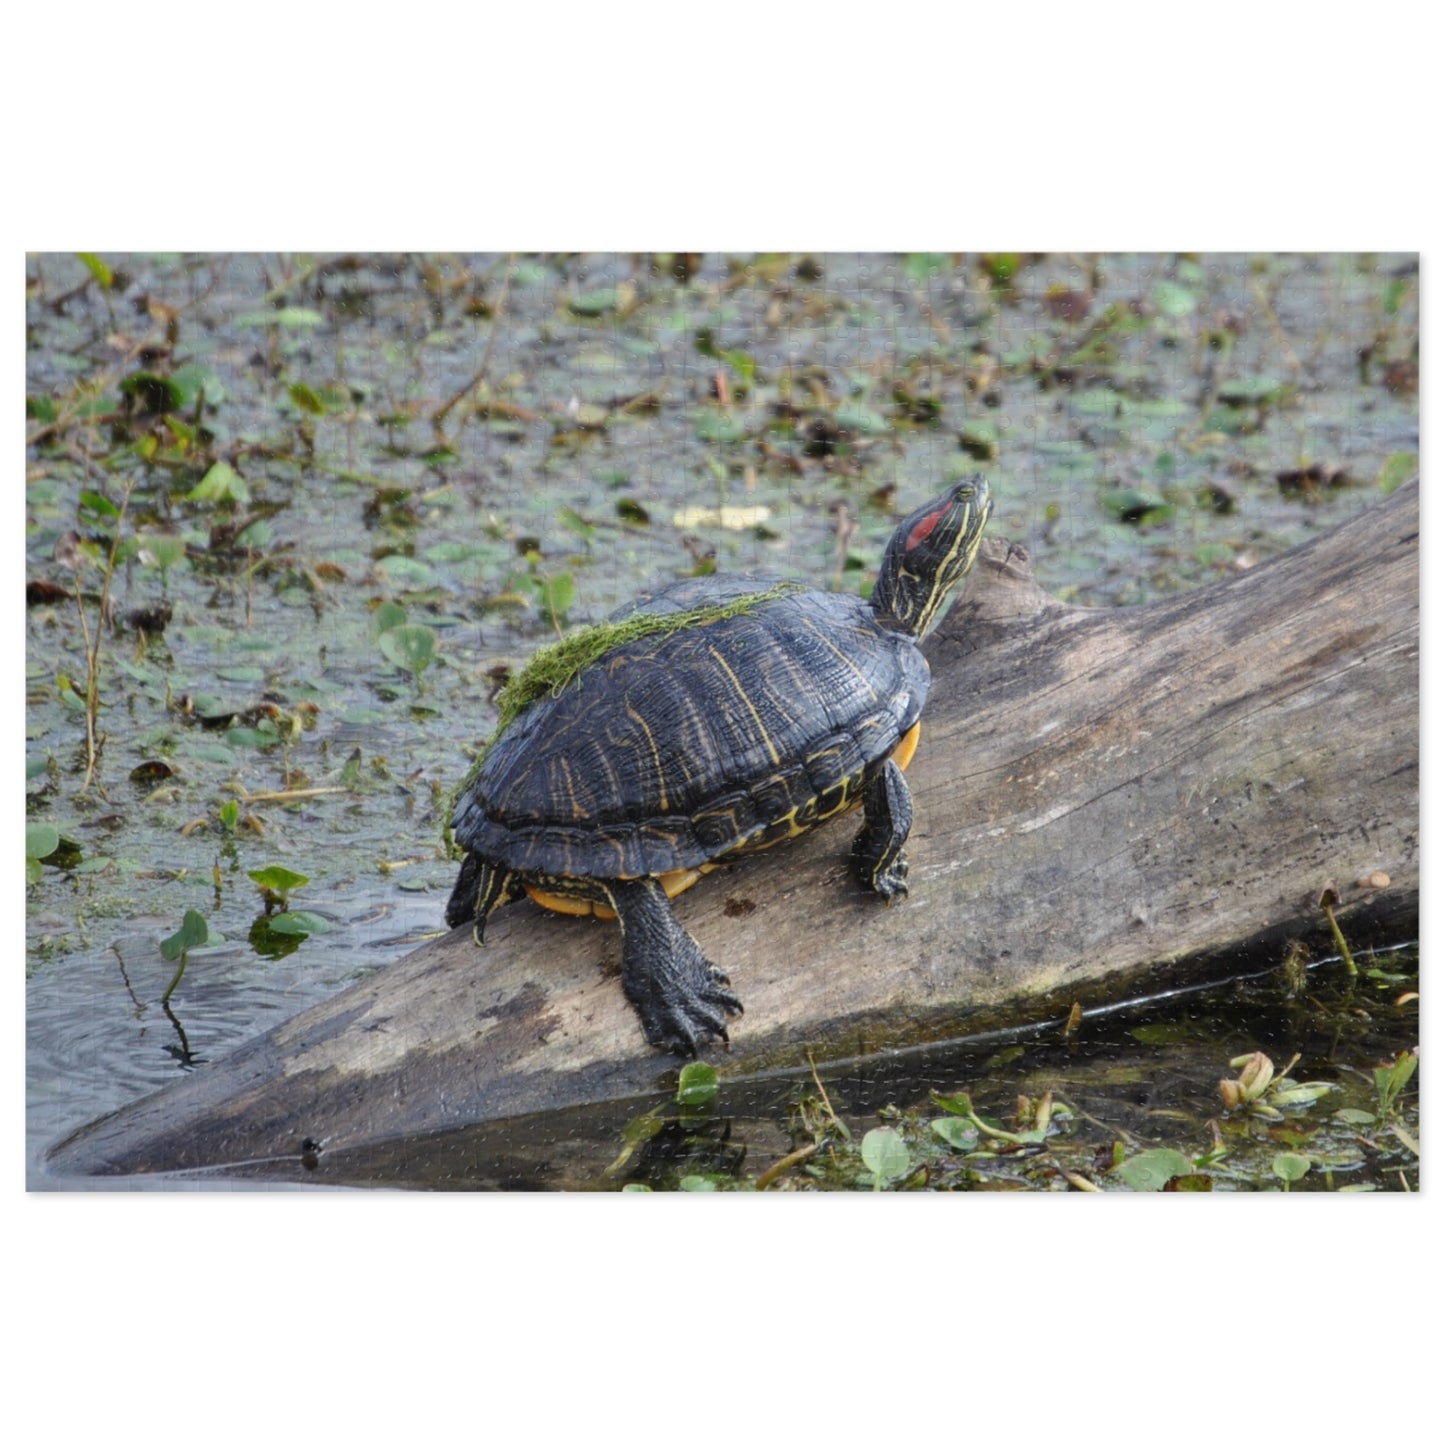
{"left": 79, "top": 489, "right": 121, "bottom": 519}
{"left": 558, "top": 507, "right": 596, "bottom": 546}
{"left": 860, "top": 1127, "right": 911, "bottom": 1185}
{"left": 289, "top": 381, "right": 325, "bottom": 414}
{"left": 835, "top": 404, "right": 892, "bottom": 436}
{"left": 1335, "top": 1108, "right": 1376, "bottom": 1126}
{"left": 543, "top": 574, "right": 574, "bottom": 628}
{"left": 376, "top": 555, "right": 438, "bottom": 588}
{"left": 694, "top": 411, "right": 744, "bottom": 445}
{"left": 1270, "top": 1082, "right": 1336, "bottom": 1109}
{"left": 379, "top": 624, "right": 436, "bottom": 676}
{"left": 904, "top": 253, "right": 950, "bottom": 282}
{"left": 1153, "top": 281, "right": 1198, "bottom": 318}
{"left": 676, "top": 1062, "right": 719, "bottom": 1107}
{"left": 160, "top": 908, "right": 210, "bottom": 962}
{"left": 372, "top": 600, "right": 408, "bottom": 636}
{"left": 225, "top": 727, "right": 278, "bottom": 749}
{"left": 419, "top": 541, "right": 469, "bottom": 565}
{"left": 1217, "top": 375, "right": 1284, "bottom": 405}
{"left": 169, "top": 364, "right": 226, "bottom": 410}
{"left": 1114, "top": 1148, "right": 1194, "bottom": 1192}
{"left": 1272, "top": 1153, "right": 1311, "bottom": 1184}
{"left": 1070, "top": 388, "right": 1122, "bottom": 416}
{"left": 931, "top": 1118, "right": 979, "bottom": 1152}
{"left": 568, "top": 289, "right": 620, "bottom": 317}
{"left": 1377, "top": 452, "right": 1416, "bottom": 495}
{"left": 248, "top": 865, "right": 309, "bottom": 898}
{"left": 1194, "top": 543, "right": 1235, "bottom": 568}
{"left": 187, "top": 461, "right": 250, "bottom": 506}
{"left": 234, "top": 306, "right": 325, "bottom": 328}
{"left": 26, "top": 823, "right": 61, "bottom": 862}
{"left": 139, "top": 534, "right": 189, "bottom": 572}
{"left": 931, "top": 1091, "right": 974, "bottom": 1116}
{"left": 267, "top": 910, "right": 332, "bottom": 936}
{"left": 959, "top": 420, "right": 1000, "bottom": 459}
{"left": 720, "top": 349, "right": 756, "bottom": 384}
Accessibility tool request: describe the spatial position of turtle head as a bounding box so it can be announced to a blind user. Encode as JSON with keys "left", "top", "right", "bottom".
{"left": 871, "top": 474, "right": 993, "bottom": 638}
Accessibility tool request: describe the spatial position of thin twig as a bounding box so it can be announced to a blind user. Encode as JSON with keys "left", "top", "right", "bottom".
{"left": 910, "top": 283, "right": 953, "bottom": 348}
{"left": 755, "top": 1142, "right": 820, "bottom": 1190}
{"left": 237, "top": 786, "right": 348, "bottom": 803}
{"left": 75, "top": 474, "right": 136, "bottom": 794}
{"left": 1249, "top": 275, "right": 1302, "bottom": 374}
{"left": 431, "top": 254, "right": 516, "bottom": 439}
{"left": 806, "top": 1050, "right": 842, "bottom": 1130}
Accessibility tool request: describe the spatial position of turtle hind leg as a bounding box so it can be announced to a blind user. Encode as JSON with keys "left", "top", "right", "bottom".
{"left": 445, "top": 853, "right": 514, "bottom": 942}
{"left": 852, "top": 758, "right": 913, "bottom": 901}
{"left": 599, "top": 878, "right": 742, "bottom": 1056}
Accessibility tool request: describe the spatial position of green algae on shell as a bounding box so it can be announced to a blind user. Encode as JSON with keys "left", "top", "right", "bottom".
{"left": 443, "top": 579, "right": 804, "bottom": 854}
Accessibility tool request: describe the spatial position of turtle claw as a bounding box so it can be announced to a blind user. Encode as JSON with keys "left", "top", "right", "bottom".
{"left": 606, "top": 878, "right": 744, "bottom": 1055}
{"left": 638, "top": 964, "right": 743, "bottom": 1056}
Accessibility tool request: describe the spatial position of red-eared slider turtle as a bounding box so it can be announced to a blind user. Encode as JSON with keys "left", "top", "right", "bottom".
{"left": 446, "top": 476, "right": 992, "bottom": 1054}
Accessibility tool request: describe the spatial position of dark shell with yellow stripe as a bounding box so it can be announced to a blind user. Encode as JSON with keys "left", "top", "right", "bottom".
{"left": 450, "top": 575, "right": 930, "bottom": 884}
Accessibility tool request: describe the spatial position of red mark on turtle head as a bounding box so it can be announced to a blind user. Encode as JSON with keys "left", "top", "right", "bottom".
{"left": 905, "top": 506, "right": 947, "bottom": 551}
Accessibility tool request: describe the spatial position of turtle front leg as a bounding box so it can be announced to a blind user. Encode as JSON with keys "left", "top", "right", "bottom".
{"left": 852, "top": 757, "right": 913, "bottom": 900}
{"left": 599, "top": 878, "right": 743, "bottom": 1056}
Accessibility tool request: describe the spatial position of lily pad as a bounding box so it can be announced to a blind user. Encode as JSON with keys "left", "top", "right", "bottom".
{"left": 267, "top": 911, "right": 332, "bottom": 937}
{"left": 860, "top": 1127, "right": 910, "bottom": 1184}
{"left": 931, "top": 1118, "right": 979, "bottom": 1152}
{"left": 1114, "top": 1148, "right": 1194, "bottom": 1191}
{"left": 26, "top": 823, "right": 60, "bottom": 862}
{"left": 379, "top": 624, "right": 437, "bottom": 676}
{"left": 694, "top": 411, "right": 744, "bottom": 445}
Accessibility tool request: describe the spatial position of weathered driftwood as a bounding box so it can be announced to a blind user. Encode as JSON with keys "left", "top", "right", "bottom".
{"left": 48, "top": 481, "right": 1419, "bottom": 1185}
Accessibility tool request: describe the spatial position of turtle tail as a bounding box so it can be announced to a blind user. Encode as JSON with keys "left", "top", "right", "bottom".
{"left": 444, "top": 853, "right": 514, "bottom": 940}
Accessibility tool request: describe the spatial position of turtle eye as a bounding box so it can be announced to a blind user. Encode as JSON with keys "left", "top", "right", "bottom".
{"left": 904, "top": 506, "right": 947, "bottom": 551}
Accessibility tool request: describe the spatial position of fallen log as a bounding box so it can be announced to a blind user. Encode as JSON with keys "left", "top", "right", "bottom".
{"left": 48, "top": 481, "right": 1419, "bottom": 1186}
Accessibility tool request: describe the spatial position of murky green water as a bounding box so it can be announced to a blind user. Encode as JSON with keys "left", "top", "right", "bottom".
{"left": 25, "top": 252, "right": 1418, "bottom": 1187}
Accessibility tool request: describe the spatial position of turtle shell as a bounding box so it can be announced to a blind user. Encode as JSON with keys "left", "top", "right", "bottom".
{"left": 450, "top": 575, "right": 930, "bottom": 881}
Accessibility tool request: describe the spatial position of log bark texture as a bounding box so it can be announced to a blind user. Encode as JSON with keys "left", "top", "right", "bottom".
{"left": 48, "top": 481, "right": 1419, "bottom": 1185}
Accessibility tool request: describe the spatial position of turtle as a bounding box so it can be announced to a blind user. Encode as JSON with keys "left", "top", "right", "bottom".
{"left": 445, "top": 474, "right": 992, "bottom": 1055}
